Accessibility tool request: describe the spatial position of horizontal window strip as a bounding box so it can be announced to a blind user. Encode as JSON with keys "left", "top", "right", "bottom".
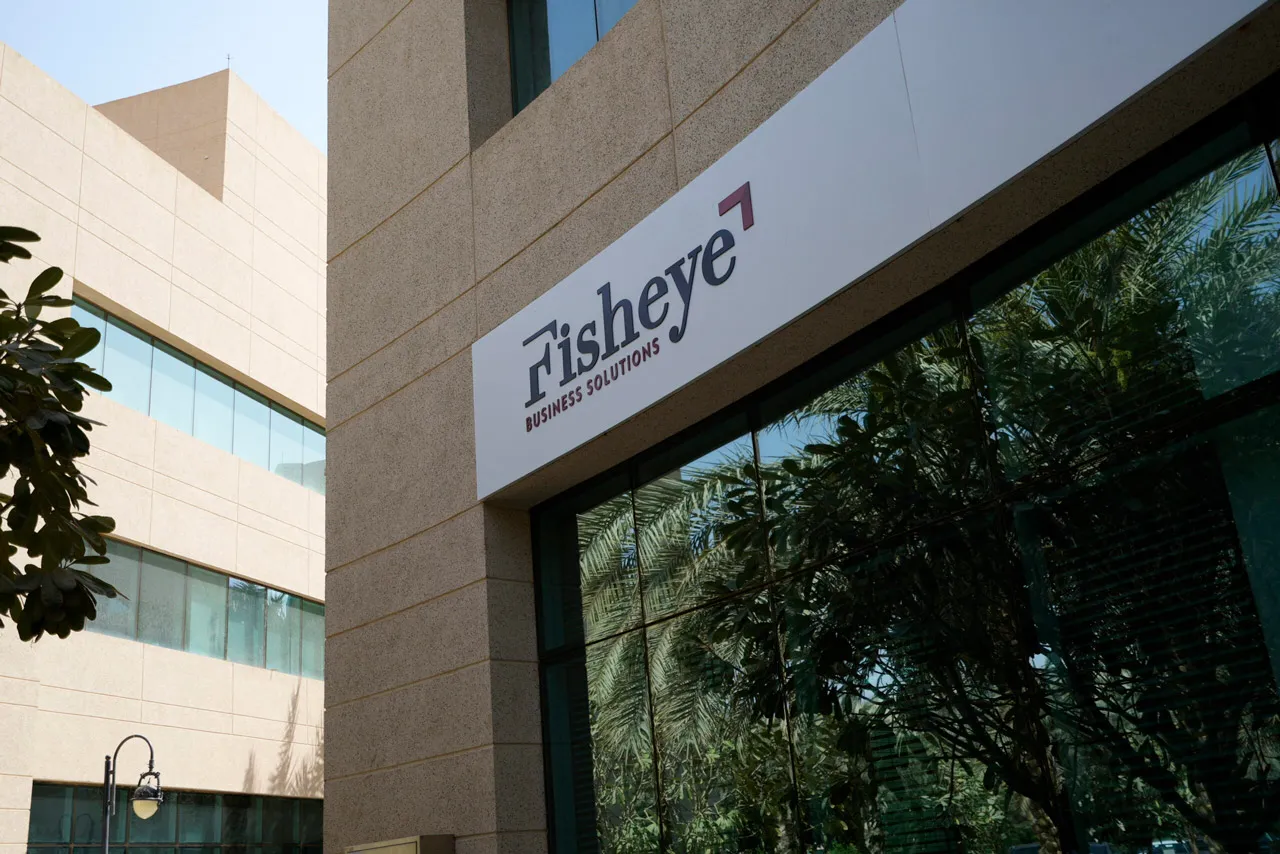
{"left": 72, "top": 297, "right": 325, "bottom": 495}
{"left": 89, "top": 539, "right": 323, "bottom": 680}
{"left": 26, "top": 783, "right": 321, "bottom": 851}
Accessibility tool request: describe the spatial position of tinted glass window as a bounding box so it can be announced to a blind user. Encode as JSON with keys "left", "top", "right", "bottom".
{"left": 535, "top": 140, "right": 1280, "bottom": 852}
{"left": 150, "top": 342, "right": 196, "bottom": 434}
{"left": 102, "top": 317, "right": 152, "bottom": 413}
{"left": 137, "top": 550, "right": 186, "bottom": 650}
{"left": 226, "top": 579, "right": 266, "bottom": 667}
{"left": 510, "top": 0, "right": 638, "bottom": 111}
{"left": 90, "top": 540, "right": 140, "bottom": 639}
{"left": 28, "top": 784, "right": 319, "bottom": 854}
{"left": 268, "top": 405, "right": 304, "bottom": 485}
{"left": 176, "top": 792, "right": 218, "bottom": 844}
{"left": 233, "top": 387, "right": 271, "bottom": 470}
{"left": 28, "top": 784, "right": 72, "bottom": 844}
{"left": 185, "top": 565, "right": 227, "bottom": 659}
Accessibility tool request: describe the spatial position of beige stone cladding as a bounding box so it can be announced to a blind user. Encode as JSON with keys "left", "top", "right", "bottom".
{"left": 0, "top": 41, "right": 326, "bottom": 854}
{"left": 325, "top": 1, "right": 1280, "bottom": 852}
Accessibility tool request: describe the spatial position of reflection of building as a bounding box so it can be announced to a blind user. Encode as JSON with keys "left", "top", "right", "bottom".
{"left": 325, "top": 1, "right": 1280, "bottom": 852}
{"left": 0, "top": 45, "right": 326, "bottom": 853}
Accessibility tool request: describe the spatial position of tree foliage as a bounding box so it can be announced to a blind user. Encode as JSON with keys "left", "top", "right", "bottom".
{"left": 0, "top": 226, "right": 117, "bottom": 640}
{"left": 572, "top": 146, "right": 1280, "bottom": 853}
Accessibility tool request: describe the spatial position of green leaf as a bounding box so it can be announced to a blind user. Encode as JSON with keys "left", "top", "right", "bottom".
{"left": 27, "top": 266, "right": 63, "bottom": 298}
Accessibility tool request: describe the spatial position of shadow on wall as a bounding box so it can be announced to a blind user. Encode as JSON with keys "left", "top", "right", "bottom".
{"left": 241, "top": 685, "right": 325, "bottom": 798}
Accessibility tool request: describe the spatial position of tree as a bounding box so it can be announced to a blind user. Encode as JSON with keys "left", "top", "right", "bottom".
{"left": 0, "top": 226, "right": 117, "bottom": 640}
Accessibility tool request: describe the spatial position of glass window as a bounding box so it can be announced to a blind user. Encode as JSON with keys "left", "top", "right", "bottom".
{"left": 193, "top": 366, "right": 235, "bottom": 454}
{"left": 70, "top": 786, "right": 125, "bottom": 845}
{"left": 71, "top": 298, "right": 106, "bottom": 375}
{"left": 185, "top": 565, "right": 228, "bottom": 659}
{"left": 509, "top": 0, "right": 639, "bottom": 112}
{"left": 233, "top": 387, "right": 271, "bottom": 470}
{"left": 265, "top": 590, "right": 302, "bottom": 675}
{"left": 301, "top": 425, "right": 325, "bottom": 495}
{"left": 268, "top": 405, "right": 304, "bottom": 485}
{"left": 149, "top": 342, "right": 196, "bottom": 434}
{"left": 137, "top": 551, "right": 187, "bottom": 650}
{"left": 176, "top": 791, "right": 219, "bottom": 844}
{"left": 102, "top": 317, "right": 152, "bottom": 414}
{"left": 28, "top": 784, "right": 72, "bottom": 844}
{"left": 219, "top": 795, "right": 258, "bottom": 845}
{"left": 227, "top": 579, "right": 266, "bottom": 667}
{"left": 298, "top": 800, "right": 321, "bottom": 846}
{"left": 129, "top": 788, "right": 178, "bottom": 844}
{"left": 27, "top": 786, "right": 319, "bottom": 854}
{"left": 91, "top": 540, "right": 140, "bottom": 639}
{"left": 300, "top": 599, "right": 324, "bottom": 680}
{"left": 534, "top": 135, "right": 1280, "bottom": 852}
{"left": 259, "top": 798, "right": 295, "bottom": 845}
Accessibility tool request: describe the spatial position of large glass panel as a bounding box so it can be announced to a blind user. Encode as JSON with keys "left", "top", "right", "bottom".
{"left": 973, "top": 144, "right": 1280, "bottom": 481}
{"left": 71, "top": 298, "right": 106, "bottom": 375}
{"left": 102, "top": 317, "right": 153, "bottom": 413}
{"left": 648, "top": 601, "right": 795, "bottom": 851}
{"left": 268, "top": 405, "right": 304, "bottom": 485}
{"left": 129, "top": 788, "right": 178, "bottom": 843}
{"left": 150, "top": 341, "right": 196, "bottom": 434}
{"left": 260, "top": 798, "right": 295, "bottom": 845}
{"left": 301, "top": 425, "right": 325, "bottom": 494}
{"left": 300, "top": 599, "right": 324, "bottom": 680}
{"left": 227, "top": 579, "right": 267, "bottom": 667}
{"left": 546, "top": 0, "right": 598, "bottom": 81}
{"left": 233, "top": 387, "right": 271, "bottom": 470}
{"left": 779, "top": 511, "right": 1035, "bottom": 854}
{"left": 584, "top": 631, "right": 660, "bottom": 853}
{"left": 138, "top": 550, "right": 187, "bottom": 650}
{"left": 220, "top": 795, "right": 259, "bottom": 846}
{"left": 28, "top": 784, "right": 72, "bottom": 844}
{"left": 186, "top": 565, "right": 228, "bottom": 659}
{"left": 70, "top": 786, "right": 126, "bottom": 845}
{"left": 91, "top": 540, "right": 141, "bottom": 638}
{"left": 297, "top": 800, "right": 322, "bottom": 846}
{"left": 576, "top": 492, "right": 640, "bottom": 644}
{"left": 194, "top": 366, "right": 236, "bottom": 454}
{"left": 634, "top": 434, "right": 761, "bottom": 623}
{"left": 265, "top": 590, "right": 302, "bottom": 675}
{"left": 177, "top": 791, "right": 220, "bottom": 843}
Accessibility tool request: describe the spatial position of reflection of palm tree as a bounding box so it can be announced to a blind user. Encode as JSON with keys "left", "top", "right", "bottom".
{"left": 575, "top": 145, "right": 1280, "bottom": 853}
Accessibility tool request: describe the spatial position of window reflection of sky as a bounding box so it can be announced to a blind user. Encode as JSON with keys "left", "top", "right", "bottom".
{"left": 547, "top": 0, "right": 598, "bottom": 80}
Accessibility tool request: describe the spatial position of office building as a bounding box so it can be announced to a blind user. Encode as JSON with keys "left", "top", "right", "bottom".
{"left": 0, "top": 45, "right": 327, "bottom": 854}
{"left": 326, "top": 1, "right": 1280, "bottom": 851}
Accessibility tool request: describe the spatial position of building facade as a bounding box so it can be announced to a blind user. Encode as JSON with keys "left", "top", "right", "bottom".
{"left": 0, "top": 47, "right": 327, "bottom": 854}
{"left": 326, "top": 1, "right": 1280, "bottom": 852}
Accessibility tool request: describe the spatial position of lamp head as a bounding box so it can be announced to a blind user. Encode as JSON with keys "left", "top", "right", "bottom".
{"left": 130, "top": 770, "right": 163, "bottom": 820}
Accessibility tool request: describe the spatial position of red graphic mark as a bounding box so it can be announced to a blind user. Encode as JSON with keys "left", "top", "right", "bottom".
{"left": 718, "top": 182, "right": 754, "bottom": 230}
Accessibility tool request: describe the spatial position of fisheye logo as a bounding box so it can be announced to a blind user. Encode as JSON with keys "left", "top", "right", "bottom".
{"left": 520, "top": 183, "right": 756, "bottom": 434}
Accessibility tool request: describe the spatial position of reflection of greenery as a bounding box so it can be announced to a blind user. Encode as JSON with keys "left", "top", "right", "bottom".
{"left": 575, "top": 146, "right": 1280, "bottom": 854}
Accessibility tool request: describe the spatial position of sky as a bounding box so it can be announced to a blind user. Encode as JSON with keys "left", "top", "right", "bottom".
{"left": 1, "top": 1, "right": 328, "bottom": 151}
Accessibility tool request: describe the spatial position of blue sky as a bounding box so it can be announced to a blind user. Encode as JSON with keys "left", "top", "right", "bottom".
{"left": 2, "top": 1, "right": 327, "bottom": 151}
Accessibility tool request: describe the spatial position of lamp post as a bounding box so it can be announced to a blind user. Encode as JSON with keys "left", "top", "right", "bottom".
{"left": 102, "top": 735, "right": 164, "bottom": 854}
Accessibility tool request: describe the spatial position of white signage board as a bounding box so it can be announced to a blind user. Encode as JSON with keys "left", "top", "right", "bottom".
{"left": 471, "top": 0, "right": 1262, "bottom": 499}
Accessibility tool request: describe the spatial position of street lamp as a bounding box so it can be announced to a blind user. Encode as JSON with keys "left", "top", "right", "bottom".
{"left": 103, "top": 735, "right": 164, "bottom": 854}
